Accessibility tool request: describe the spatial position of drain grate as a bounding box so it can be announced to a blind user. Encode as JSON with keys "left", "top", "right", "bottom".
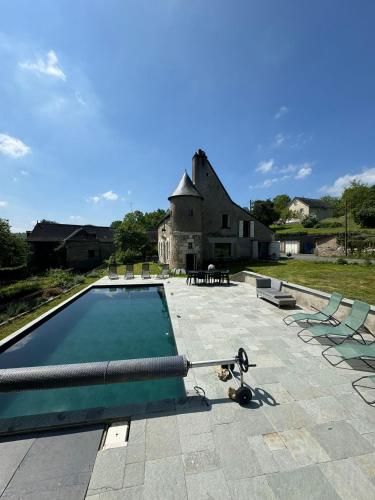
{"left": 102, "top": 421, "right": 129, "bottom": 450}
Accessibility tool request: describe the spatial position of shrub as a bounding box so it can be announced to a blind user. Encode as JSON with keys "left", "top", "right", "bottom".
{"left": 355, "top": 206, "right": 375, "bottom": 228}
{"left": 45, "top": 268, "right": 74, "bottom": 288}
{"left": 301, "top": 214, "right": 318, "bottom": 228}
{"left": 0, "top": 281, "right": 42, "bottom": 302}
{"left": 73, "top": 275, "right": 85, "bottom": 285}
{"left": 41, "top": 287, "right": 64, "bottom": 299}
{"left": 86, "top": 270, "right": 101, "bottom": 278}
{"left": 117, "top": 249, "right": 142, "bottom": 264}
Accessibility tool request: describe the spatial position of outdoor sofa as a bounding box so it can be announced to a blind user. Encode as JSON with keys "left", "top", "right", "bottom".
{"left": 256, "top": 278, "right": 296, "bottom": 308}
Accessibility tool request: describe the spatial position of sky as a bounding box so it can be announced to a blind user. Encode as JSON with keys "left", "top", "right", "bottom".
{"left": 1, "top": 0, "right": 375, "bottom": 232}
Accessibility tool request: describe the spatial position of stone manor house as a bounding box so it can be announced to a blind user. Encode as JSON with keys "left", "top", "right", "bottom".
{"left": 158, "top": 149, "right": 277, "bottom": 270}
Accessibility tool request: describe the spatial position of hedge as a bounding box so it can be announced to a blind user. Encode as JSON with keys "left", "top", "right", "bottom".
{"left": 0, "top": 265, "right": 29, "bottom": 282}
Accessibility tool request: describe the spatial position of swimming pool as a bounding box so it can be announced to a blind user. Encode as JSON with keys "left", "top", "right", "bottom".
{"left": 0, "top": 286, "right": 185, "bottom": 419}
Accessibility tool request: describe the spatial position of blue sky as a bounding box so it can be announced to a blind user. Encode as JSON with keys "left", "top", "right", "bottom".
{"left": 1, "top": 0, "right": 375, "bottom": 232}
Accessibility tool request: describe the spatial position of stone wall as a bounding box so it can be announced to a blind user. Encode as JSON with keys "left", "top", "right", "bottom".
{"left": 66, "top": 241, "right": 114, "bottom": 269}
{"left": 315, "top": 236, "right": 340, "bottom": 257}
{"left": 232, "top": 270, "right": 375, "bottom": 331}
{"left": 169, "top": 232, "right": 202, "bottom": 269}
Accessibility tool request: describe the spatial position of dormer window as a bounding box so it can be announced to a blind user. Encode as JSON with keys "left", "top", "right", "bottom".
{"left": 222, "top": 214, "right": 230, "bottom": 229}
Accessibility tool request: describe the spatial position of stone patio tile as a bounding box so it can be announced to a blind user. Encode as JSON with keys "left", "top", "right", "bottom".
{"left": 182, "top": 449, "right": 220, "bottom": 475}
{"left": 297, "top": 396, "right": 351, "bottom": 424}
{"left": 363, "top": 432, "right": 375, "bottom": 447}
{"left": 145, "top": 414, "right": 181, "bottom": 460}
{"left": 123, "top": 462, "right": 144, "bottom": 488}
{"left": 263, "top": 432, "right": 286, "bottom": 451}
{"left": 266, "top": 465, "right": 341, "bottom": 500}
{"left": 260, "top": 383, "right": 294, "bottom": 404}
{"left": 143, "top": 456, "right": 187, "bottom": 500}
{"left": 208, "top": 402, "right": 237, "bottom": 426}
{"left": 87, "top": 448, "right": 127, "bottom": 495}
{"left": 0, "top": 435, "right": 35, "bottom": 495}
{"left": 320, "top": 458, "right": 375, "bottom": 499}
{"left": 213, "top": 422, "right": 262, "bottom": 479}
{"left": 272, "top": 449, "right": 300, "bottom": 471}
{"left": 177, "top": 408, "right": 211, "bottom": 436}
{"left": 310, "top": 421, "right": 374, "bottom": 460}
{"left": 277, "top": 374, "right": 331, "bottom": 400}
{"left": 128, "top": 418, "right": 146, "bottom": 444}
{"left": 280, "top": 427, "right": 330, "bottom": 466}
{"left": 179, "top": 431, "right": 215, "bottom": 454}
{"left": 247, "top": 435, "right": 279, "bottom": 474}
{"left": 125, "top": 441, "right": 145, "bottom": 464}
{"left": 228, "top": 475, "right": 276, "bottom": 500}
{"left": 96, "top": 485, "right": 143, "bottom": 499}
{"left": 185, "top": 469, "right": 230, "bottom": 499}
{"left": 262, "top": 402, "right": 314, "bottom": 432}
{"left": 354, "top": 452, "right": 375, "bottom": 485}
{"left": 235, "top": 407, "right": 275, "bottom": 436}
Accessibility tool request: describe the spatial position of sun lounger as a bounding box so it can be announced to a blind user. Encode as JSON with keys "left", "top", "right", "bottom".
{"left": 298, "top": 300, "right": 371, "bottom": 344}
{"left": 125, "top": 264, "right": 134, "bottom": 279}
{"left": 156, "top": 265, "right": 169, "bottom": 279}
{"left": 322, "top": 342, "right": 375, "bottom": 370}
{"left": 283, "top": 292, "right": 342, "bottom": 325}
{"left": 256, "top": 278, "right": 296, "bottom": 308}
{"left": 352, "top": 375, "right": 375, "bottom": 405}
{"left": 141, "top": 263, "right": 151, "bottom": 279}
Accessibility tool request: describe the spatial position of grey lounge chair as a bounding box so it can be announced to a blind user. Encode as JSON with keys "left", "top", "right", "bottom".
{"left": 298, "top": 300, "right": 371, "bottom": 344}
{"left": 283, "top": 292, "right": 342, "bottom": 326}
{"left": 141, "top": 263, "right": 151, "bottom": 279}
{"left": 256, "top": 278, "right": 296, "bottom": 308}
{"left": 125, "top": 264, "right": 134, "bottom": 279}
{"left": 156, "top": 264, "right": 169, "bottom": 279}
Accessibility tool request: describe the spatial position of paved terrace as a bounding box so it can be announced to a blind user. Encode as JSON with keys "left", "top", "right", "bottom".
{"left": 1, "top": 276, "right": 375, "bottom": 499}
{"left": 87, "top": 277, "right": 375, "bottom": 499}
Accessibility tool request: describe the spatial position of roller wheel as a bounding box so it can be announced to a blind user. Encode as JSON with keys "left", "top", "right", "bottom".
{"left": 238, "top": 348, "right": 249, "bottom": 373}
{"left": 235, "top": 386, "right": 252, "bottom": 406}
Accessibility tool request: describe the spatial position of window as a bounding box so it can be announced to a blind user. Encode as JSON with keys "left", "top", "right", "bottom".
{"left": 188, "top": 242, "right": 193, "bottom": 249}
{"left": 214, "top": 243, "right": 231, "bottom": 258}
{"left": 221, "top": 214, "right": 230, "bottom": 228}
{"left": 188, "top": 208, "right": 194, "bottom": 216}
{"left": 243, "top": 221, "right": 250, "bottom": 237}
{"left": 88, "top": 250, "right": 95, "bottom": 258}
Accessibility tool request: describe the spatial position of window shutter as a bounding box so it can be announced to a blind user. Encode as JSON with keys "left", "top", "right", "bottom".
{"left": 239, "top": 220, "right": 244, "bottom": 237}
{"left": 250, "top": 221, "right": 255, "bottom": 238}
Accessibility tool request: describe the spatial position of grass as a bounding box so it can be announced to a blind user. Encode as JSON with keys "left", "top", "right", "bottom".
{"left": 272, "top": 216, "right": 375, "bottom": 236}
{"left": 235, "top": 259, "right": 375, "bottom": 305}
{"left": 0, "top": 275, "right": 100, "bottom": 342}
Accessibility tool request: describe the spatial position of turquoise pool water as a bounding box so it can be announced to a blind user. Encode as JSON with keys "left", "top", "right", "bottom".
{"left": 0, "top": 286, "right": 185, "bottom": 419}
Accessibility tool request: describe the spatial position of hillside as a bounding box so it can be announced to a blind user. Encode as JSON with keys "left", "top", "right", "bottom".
{"left": 272, "top": 215, "right": 375, "bottom": 237}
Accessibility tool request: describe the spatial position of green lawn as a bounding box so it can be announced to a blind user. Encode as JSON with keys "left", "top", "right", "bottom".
{"left": 236, "top": 259, "right": 375, "bottom": 305}
{"left": 272, "top": 216, "right": 375, "bottom": 236}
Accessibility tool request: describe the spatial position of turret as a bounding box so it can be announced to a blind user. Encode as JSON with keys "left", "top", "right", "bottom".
{"left": 168, "top": 171, "right": 203, "bottom": 232}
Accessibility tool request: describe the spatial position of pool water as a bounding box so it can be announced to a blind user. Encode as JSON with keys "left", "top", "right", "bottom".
{"left": 0, "top": 286, "right": 185, "bottom": 419}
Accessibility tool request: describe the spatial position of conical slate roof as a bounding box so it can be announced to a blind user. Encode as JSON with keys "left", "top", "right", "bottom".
{"left": 168, "top": 171, "right": 203, "bottom": 199}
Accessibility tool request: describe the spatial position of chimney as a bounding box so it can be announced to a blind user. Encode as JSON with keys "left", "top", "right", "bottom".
{"left": 192, "top": 149, "right": 207, "bottom": 185}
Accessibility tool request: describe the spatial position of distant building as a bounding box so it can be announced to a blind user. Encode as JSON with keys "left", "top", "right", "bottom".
{"left": 288, "top": 197, "right": 333, "bottom": 221}
{"left": 27, "top": 222, "right": 114, "bottom": 270}
{"left": 157, "top": 149, "right": 277, "bottom": 270}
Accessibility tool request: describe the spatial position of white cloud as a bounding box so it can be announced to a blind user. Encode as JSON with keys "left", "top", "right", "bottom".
{"left": 0, "top": 201, "right": 8, "bottom": 207}
{"left": 319, "top": 167, "right": 375, "bottom": 195}
{"left": 19, "top": 50, "right": 66, "bottom": 81}
{"left": 256, "top": 159, "right": 274, "bottom": 174}
{"left": 274, "top": 105, "right": 289, "bottom": 119}
{"left": 88, "top": 190, "right": 119, "bottom": 203}
{"left": 70, "top": 215, "right": 83, "bottom": 221}
{"left": 20, "top": 170, "right": 29, "bottom": 176}
{"left": 0, "top": 133, "right": 31, "bottom": 157}
{"left": 279, "top": 164, "right": 298, "bottom": 174}
{"left": 295, "top": 165, "right": 312, "bottom": 179}
{"left": 273, "top": 133, "right": 286, "bottom": 147}
{"left": 262, "top": 178, "right": 279, "bottom": 188}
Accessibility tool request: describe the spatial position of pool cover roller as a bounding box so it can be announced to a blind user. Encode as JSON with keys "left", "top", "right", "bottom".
{"left": 0, "top": 348, "right": 255, "bottom": 405}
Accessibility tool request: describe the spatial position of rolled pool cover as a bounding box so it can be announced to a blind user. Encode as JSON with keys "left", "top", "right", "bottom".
{"left": 0, "top": 355, "right": 189, "bottom": 393}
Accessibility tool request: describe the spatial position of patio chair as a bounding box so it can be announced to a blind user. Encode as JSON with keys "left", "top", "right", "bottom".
{"left": 156, "top": 264, "right": 169, "bottom": 279}
{"left": 298, "top": 300, "right": 371, "bottom": 344}
{"left": 125, "top": 264, "right": 134, "bottom": 279}
{"left": 256, "top": 278, "right": 296, "bottom": 308}
{"left": 283, "top": 292, "right": 343, "bottom": 326}
{"left": 213, "top": 270, "right": 222, "bottom": 285}
{"left": 107, "top": 263, "right": 119, "bottom": 280}
{"left": 196, "top": 271, "right": 206, "bottom": 284}
{"left": 322, "top": 342, "right": 375, "bottom": 370}
{"left": 141, "top": 263, "right": 151, "bottom": 279}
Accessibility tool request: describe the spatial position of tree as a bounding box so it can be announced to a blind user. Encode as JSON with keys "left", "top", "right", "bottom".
{"left": 319, "top": 195, "right": 343, "bottom": 217}
{"left": 0, "top": 219, "right": 28, "bottom": 267}
{"left": 272, "top": 195, "right": 290, "bottom": 213}
{"left": 250, "top": 200, "right": 279, "bottom": 227}
{"left": 341, "top": 181, "right": 372, "bottom": 215}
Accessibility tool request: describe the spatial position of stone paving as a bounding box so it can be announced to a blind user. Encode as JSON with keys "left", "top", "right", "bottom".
{"left": 85, "top": 277, "right": 375, "bottom": 499}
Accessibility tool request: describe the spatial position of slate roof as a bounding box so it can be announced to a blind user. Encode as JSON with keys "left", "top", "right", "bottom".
{"left": 292, "top": 197, "right": 331, "bottom": 209}
{"left": 168, "top": 172, "right": 203, "bottom": 200}
{"left": 27, "top": 222, "right": 114, "bottom": 243}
